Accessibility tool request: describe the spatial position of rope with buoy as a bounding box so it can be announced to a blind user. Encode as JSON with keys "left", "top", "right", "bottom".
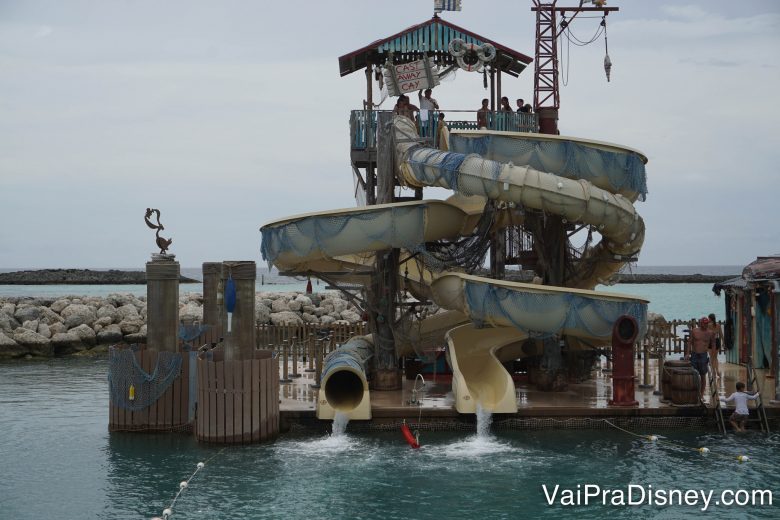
{"left": 601, "top": 419, "right": 771, "bottom": 468}
{"left": 151, "top": 447, "right": 227, "bottom": 520}
{"left": 401, "top": 374, "right": 426, "bottom": 449}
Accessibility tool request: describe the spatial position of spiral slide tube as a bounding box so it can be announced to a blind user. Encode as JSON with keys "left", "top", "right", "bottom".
{"left": 259, "top": 116, "right": 649, "bottom": 415}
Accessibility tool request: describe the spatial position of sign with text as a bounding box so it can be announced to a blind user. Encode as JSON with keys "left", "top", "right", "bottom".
{"left": 384, "top": 57, "right": 440, "bottom": 97}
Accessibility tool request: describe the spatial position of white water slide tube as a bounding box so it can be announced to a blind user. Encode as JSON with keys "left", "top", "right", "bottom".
{"left": 260, "top": 116, "right": 649, "bottom": 416}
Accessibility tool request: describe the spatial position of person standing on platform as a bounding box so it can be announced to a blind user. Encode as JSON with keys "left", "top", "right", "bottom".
{"left": 686, "top": 316, "right": 715, "bottom": 398}
{"left": 418, "top": 88, "right": 439, "bottom": 137}
{"left": 708, "top": 313, "right": 723, "bottom": 381}
{"left": 516, "top": 98, "right": 525, "bottom": 112}
{"left": 436, "top": 112, "right": 449, "bottom": 151}
{"left": 477, "top": 98, "right": 490, "bottom": 129}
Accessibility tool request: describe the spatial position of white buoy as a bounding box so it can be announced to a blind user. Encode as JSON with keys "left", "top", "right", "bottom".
{"left": 179, "top": 481, "right": 188, "bottom": 489}
{"left": 698, "top": 447, "right": 710, "bottom": 454}
{"left": 162, "top": 508, "right": 173, "bottom": 518}
{"left": 737, "top": 455, "right": 749, "bottom": 463}
{"left": 197, "top": 462, "right": 205, "bottom": 470}
{"left": 647, "top": 435, "right": 658, "bottom": 442}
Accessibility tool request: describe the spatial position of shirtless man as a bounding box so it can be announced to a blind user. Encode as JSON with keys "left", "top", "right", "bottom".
{"left": 477, "top": 98, "right": 490, "bottom": 129}
{"left": 686, "top": 317, "right": 715, "bottom": 397}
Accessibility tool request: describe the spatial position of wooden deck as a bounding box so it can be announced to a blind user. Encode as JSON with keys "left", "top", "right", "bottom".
{"left": 278, "top": 357, "right": 780, "bottom": 430}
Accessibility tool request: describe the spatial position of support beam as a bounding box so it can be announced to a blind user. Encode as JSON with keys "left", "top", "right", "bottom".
{"left": 370, "top": 111, "right": 401, "bottom": 389}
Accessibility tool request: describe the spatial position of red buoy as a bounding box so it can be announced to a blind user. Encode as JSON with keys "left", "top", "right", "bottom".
{"left": 401, "top": 422, "right": 420, "bottom": 449}
{"left": 306, "top": 277, "right": 313, "bottom": 294}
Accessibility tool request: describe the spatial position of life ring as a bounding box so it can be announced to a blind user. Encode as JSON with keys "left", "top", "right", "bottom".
{"left": 477, "top": 43, "right": 496, "bottom": 62}
{"left": 456, "top": 43, "right": 484, "bottom": 72}
{"left": 448, "top": 38, "right": 466, "bottom": 57}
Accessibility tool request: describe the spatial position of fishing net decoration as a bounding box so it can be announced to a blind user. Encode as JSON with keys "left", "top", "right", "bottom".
{"left": 449, "top": 133, "right": 648, "bottom": 201}
{"left": 108, "top": 346, "right": 182, "bottom": 411}
{"left": 463, "top": 280, "right": 647, "bottom": 340}
{"left": 418, "top": 200, "right": 496, "bottom": 273}
{"left": 260, "top": 205, "right": 428, "bottom": 268}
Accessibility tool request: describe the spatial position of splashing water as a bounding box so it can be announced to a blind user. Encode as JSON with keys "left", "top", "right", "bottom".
{"left": 332, "top": 412, "right": 349, "bottom": 436}
{"left": 476, "top": 403, "right": 492, "bottom": 438}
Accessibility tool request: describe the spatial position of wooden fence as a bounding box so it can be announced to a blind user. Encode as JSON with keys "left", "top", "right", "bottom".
{"left": 639, "top": 319, "right": 725, "bottom": 357}
{"left": 256, "top": 322, "right": 368, "bottom": 357}
{"left": 109, "top": 345, "right": 193, "bottom": 432}
{"left": 196, "top": 349, "right": 278, "bottom": 443}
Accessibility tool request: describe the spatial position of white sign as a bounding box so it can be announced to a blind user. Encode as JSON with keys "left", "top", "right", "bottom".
{"left": 384, "top": 57, "right": 440, "bottom": 97}
{"left": 434, "top": 0, "right": 462, "bottom": 12}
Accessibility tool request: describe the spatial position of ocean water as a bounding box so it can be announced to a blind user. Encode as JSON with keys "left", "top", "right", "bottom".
{"left": 0, "top": 358, "right": 777, "bottom": 519}
{"left": 0, "top": 266, "right": 738, "bottom": 321}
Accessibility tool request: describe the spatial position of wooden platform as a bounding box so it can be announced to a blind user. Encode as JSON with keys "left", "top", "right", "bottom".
{"left": 278, "top": 358, "right": 780, "bottom": 430}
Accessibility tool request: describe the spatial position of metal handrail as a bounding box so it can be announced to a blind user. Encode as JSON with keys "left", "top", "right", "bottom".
{"left": 349, "top": 109, "right": 539, "bottom": 150}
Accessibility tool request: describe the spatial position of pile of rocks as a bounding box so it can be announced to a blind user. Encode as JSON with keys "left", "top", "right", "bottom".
{"left": 0, "top": 291, "right": 360, "bottom": 359}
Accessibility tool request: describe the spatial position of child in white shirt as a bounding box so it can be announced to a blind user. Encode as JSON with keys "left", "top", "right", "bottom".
{"left": 723, "top": 381, "right": 759, "bottom": 432}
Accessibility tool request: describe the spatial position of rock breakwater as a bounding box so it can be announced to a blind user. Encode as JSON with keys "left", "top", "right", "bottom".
{"left": 0, "top": 269, "right": 198, "bottom": 285}
{"left": 0, "top": 291, "right": 360, "bottom": 359}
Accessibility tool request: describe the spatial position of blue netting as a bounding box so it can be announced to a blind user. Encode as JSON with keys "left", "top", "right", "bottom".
{"left": 405, "top": 148, "right": 503, "bottom": 198}
{"left": 108, "top": 346, "right": 182, "bottom": 411}
{"left": 464, "top": 281, "right": 647, "bottom": 340}
{"left": 322, "top": 337, "right": 374, "bottom": 382}
{"left": 449, "top": 134, "right": 648, "bottom": 201}
{"left": 261, "top": 205, "right": 427, "bottom": 266}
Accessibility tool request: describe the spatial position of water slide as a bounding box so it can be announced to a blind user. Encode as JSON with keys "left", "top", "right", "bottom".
{"left": 261, "top": 115, "right": 649, "bottom": 417}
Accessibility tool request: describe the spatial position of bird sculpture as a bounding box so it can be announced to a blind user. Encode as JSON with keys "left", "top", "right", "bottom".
{"left": 144, "top": 208, "right": 173, "bottom": 254}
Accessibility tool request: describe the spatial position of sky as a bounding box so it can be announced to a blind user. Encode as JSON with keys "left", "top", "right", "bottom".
{"left": 1, "top": 0, "right": 778, "bottom": 269}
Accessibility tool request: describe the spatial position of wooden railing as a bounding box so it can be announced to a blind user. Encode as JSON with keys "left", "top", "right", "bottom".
{"left": 638, "top": 319, "right": 726, "bottom": 358}
{"left": 256, "top": 322, "right": 368, "bottom": 357}
{"left": 350, "top": 109, "right": 539, "bottom": 150}
{"left": 181, "top": 319, "right": 722, "bottom": 363}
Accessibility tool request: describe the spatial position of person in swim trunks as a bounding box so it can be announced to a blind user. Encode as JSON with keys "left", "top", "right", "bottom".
{"left": 686, "top": 316, "right": 715, "bottom": 397}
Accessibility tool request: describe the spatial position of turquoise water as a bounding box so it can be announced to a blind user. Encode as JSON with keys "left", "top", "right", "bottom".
{"left": 0, "top": 282, "right": 725, "bottom": 323}
{"left": 601, "top": 283, "right": 725, "bottom": 321}
{"left": 1, "top": 358, "right": 778, "bottom": 519}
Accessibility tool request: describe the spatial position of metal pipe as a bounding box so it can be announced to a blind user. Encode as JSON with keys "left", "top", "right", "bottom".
{"left": 321, "top": 336, "right": 373, "bottom": 413}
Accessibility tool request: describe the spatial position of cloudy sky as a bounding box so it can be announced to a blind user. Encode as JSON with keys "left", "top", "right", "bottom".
{"left": 1, "top": 0, "right": 778, "bottom": 269}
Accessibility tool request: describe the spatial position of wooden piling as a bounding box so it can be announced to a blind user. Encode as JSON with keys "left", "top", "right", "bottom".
{"left": 196, "top": 349, "right": 279, "bottom": 443}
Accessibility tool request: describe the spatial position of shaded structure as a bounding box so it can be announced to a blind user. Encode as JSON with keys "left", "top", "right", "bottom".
{"left": 714, "top": 255, "right": 780, "bottom": 400}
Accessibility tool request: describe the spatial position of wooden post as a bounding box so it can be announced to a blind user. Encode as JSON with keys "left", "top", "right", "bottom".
{"left": 280, "top": 340, "right": 291, "bottom": 383}
{"left": 489, "top": 67, "right": 496, "bottom": 113}
{"left": 146, "top": 255, "right": 179, "bottom": 352}
{"left": 221, "top": 261, "right": 256, "bottom": 361}
{"left": 290, "top": 339, "right": 301, "bottom": 378}
{"left": 314, "top": 338, "right": 323, "bottom": 387}
{"left": 202, "top": 262, "right": 223, "bottom": 327}
{"left": 496, "top": 69, "right": 502, "bottom": 110}
{"left": 371, "top": 111, "right": 401, "bottom": 390}
{"left": 306, "top": 333, "right": 315, "bottom": 372}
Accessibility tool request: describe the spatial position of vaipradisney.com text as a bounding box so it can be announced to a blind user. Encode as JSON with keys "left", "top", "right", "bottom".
{"left": 542, "top": 484, "right": 773, "bottom": 512}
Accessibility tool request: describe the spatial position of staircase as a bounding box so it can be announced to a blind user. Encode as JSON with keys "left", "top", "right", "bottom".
{"left": 746, "top": 357, "right": 771, "bottom": 434}
{"left": 708, "top": 358, "right": 727, "bottom": 435}
{"left": 714, "top": 357, "right": 772, "bottom": 434}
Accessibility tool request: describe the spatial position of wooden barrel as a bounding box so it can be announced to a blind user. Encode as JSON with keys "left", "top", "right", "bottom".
{"left": 670, "top": 366, "right": 701, "bottom": 405}
{"left": 661, "top": 360, "right": 690, "bottom": 401}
